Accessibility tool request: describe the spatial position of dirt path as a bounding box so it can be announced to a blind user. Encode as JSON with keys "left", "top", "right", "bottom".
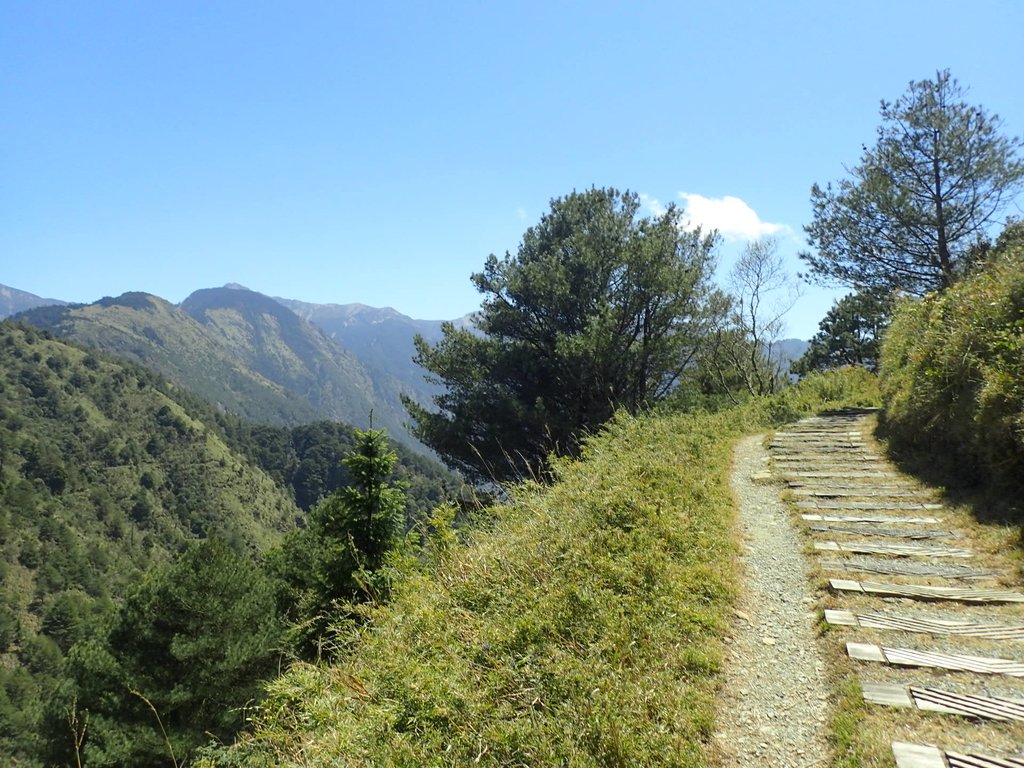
{"left": 711, "top": 434, "right": 831, "bottom": 767}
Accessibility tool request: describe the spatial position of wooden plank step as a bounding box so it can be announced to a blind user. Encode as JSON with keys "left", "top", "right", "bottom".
{"left": 786, "top": 478, "right": 919, "bottom": 489}
{"left": 863, "top": 681, "right": 1024, "bottom": 721}
{"left": 771, "top": 441, "right": 866, "bottom": 449}
{"left": 848, "top": 642, "right": 1024, "bottom": 676}
{"left": 894, "top": 742, "right": 1024, "bottom": 768}
{"left": 892, "top": 742, "right": 945, "bottom": 768}
{"left": 815, "top": 540, "right": 973, "bottom": 558}
{"left": 772, "top": 447, "right": 871, "bottom": 455}
{"left": 797, "top": 500, "right": 943, "bottom": 510}
{"left": 803, "top": 513, "right": 942, "bottom": 524}
{"left": 775, "top": 430, "right": 862, "bottom": 437}
{"left": 819, "top": 558, "right": 997, "bottom": 580}
{"left": 830, "top": 578, "right": 1024, "bottom": 603}
{"left": 785, "top": 471, "right": 901, "bottom": 479}
{"left": 792, "top": 488, "right": 933, "bottom": 498}
{"left": 947, "top": 752, "right": 1024, "bottom": 768}
{"left": 774, "top": 455, "right": 886, "bottom": 462}
{"left": 825, "top": 609, "right": 1024, "bottom": 639}
{"left": 810, "top": 524, "right": 957, "bottom": 540}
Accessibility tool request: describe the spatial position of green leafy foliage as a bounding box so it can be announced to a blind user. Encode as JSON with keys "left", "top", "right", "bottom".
{"left": 0, "top": 321, "right": 300, "bottom": 765}
{"left": 58, "top": 539, "right": 283, "bottom": 768}
{"left": 803, "top": 70, "right": 1024, "bottom": 294}
{"left": 220, "top": 419, "right": 462, "bottom": 519}
{"left": 274, "top": 428, "right": 408, "bottom": 657}
{"left": 879, "top": 229, "right": 1024, "bottom": 493}
{"left": 793, "top": 288, "right": 893, "bottom": 374}
{"left": 406, "top": 187, "right": 718, "bottom": 482}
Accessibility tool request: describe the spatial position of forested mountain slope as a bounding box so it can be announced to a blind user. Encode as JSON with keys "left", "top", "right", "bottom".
{"left": 0, "top": 321, "right": 302, "bottom": 762}
{"left": 17, "top": 287, "right": 418, "bottom": 446}
{"left": 274, "top": 296, "right": 449, "bottom": 409}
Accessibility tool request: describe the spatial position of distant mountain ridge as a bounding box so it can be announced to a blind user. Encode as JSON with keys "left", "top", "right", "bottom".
{"left": 0, "top": 282, "right": 67, "bottom": 317}
{"left": 15, "top": 287, "right": 422, "bottom": 447}
{"left": 273, "top": 296, "right": 455, "bottom": 408}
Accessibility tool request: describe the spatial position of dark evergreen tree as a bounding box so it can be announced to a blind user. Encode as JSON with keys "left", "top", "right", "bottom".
{"left": 802, "top": 70, "right": 1024, "bottom": 294}
{"left": 276, "top": 428, "right": 407, "bottom": 657}
{"left": 60, "top": 540, "right": 283, "bottom": 768}
{"left": 793, "top": 289, "right": 893, "bottom": 374}
{"left": 405, "top": 187, "right": 718, "bottom": 482}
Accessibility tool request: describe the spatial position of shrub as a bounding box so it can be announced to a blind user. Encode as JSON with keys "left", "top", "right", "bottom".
{"left": 879, "top": 241, "right": 1024, "bottom": 491}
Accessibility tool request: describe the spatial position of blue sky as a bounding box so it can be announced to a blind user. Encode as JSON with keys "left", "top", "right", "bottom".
{"left": 3, "top": 1, "right": 1023, "bottom": 338}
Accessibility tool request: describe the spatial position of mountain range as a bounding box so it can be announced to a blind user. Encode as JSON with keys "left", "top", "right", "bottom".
{"left": 3, "top": 282, "right": 810, "bottom": 451}
{"left": 0, "top": 283, "right": 67, "bottom": 317}
{"left": 8, "top": 283, "right": 460, "bottom": 450}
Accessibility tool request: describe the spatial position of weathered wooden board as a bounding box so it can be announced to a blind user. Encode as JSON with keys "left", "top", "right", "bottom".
{"left": 786, "top": 478, "right": 919, "bottom": 489}
{"left": 785, "top": 471, "right": 901, "bottom": 479}
{"left": 815, "top": 540, "right": 973, "bottom": 558}
{"left": 825, "top": 609, "right": 1024, "bottom": 639}
{"left": 893, "top": 742, "right": 1024, "bottom": 768}
{"left": 771, "top": 441, "right": 866, "bottom": 448}
{"left": 803, "top": 513, "right": 942, "bottom": 524}
{"left": 819, "top": 558, "right": 996, "bottom": 580}
{"left": 864, "top": 682, "right": 1024, "bottom": 721}
{"left": 773, "top": 455, "right": 885, "bottom": 462}
{"left": 772, "top": 435, "right": 865, "bottom": 442}
{"left": 792, "top": 488, "right": 933, "bottom": 498}
{"left": 810, "top": 523, "right": 956, "bottom": 540}
{"left": 946, "top": 751, "right": 1024, "bottom": 768}
{"left": 797, "top": 500, "right": 943, "bottom": 511}
{"left": 892, "top": 742, "right": 945, "bottom": 768}
{"left": 775, "top": 430, "right": 862, "bottom": 438}
{"left": 830, "top": 578, "right": 1024, "bottom": 603}
{"left": 772, "top": 446, "right": 871, "bottom": 455}
{"left": 848, "top": 642, "right": 1024, "bottom": 677}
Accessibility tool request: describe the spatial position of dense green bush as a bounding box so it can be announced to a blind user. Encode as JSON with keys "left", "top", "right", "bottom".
{"left": 879, "top": 240, "right": 1024, "bottom": 490}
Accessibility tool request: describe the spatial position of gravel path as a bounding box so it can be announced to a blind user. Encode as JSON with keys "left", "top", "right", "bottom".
{"left": 711, "top": 434, "right": 831, "bottom": 767}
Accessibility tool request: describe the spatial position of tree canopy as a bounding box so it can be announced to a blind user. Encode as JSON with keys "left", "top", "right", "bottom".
{"left": 405, "top": 187, "right": 718, "bottom": 482}
{"left": 792, "top": 288, "right": 893, "bottom": 374}
{"left": 802, "top": 70, "right": 1024, "bottom": 295}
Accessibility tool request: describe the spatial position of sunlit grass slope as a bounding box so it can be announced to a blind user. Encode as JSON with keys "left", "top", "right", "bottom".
{"left": 200, "top": 369, "right": 879, "bottom": 768}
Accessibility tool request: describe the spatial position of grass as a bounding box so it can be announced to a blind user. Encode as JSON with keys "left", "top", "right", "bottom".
{"left": 196, "top": 368, "right": 880, "bottom": 767}
{"left": 199, "top": 409, "right": 745, "bottom": 767}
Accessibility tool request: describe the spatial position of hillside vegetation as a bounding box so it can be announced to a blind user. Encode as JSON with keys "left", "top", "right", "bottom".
{"left": 0, "top": 321, "right": 301, "bottom": 762}
{"left": 199, "top": 370, "right": 878, "bottom": 768}
{"left": 18, "top": 287, "right": 420, "bottom": 447}
{"left": 879, "top": 226, "right": 1024, "bottom": 495}
{"left": 0, "top": 321, "right": 462, "bottom": 766}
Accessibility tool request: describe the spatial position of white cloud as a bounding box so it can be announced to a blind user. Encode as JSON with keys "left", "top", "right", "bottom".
{"left": 639, "top": 193, "right": 667, "bottom": 218}
{"left": 677, "top": 192, "right": 789, "bottom": 241}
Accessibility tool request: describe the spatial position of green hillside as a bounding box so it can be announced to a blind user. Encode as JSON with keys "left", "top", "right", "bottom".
{"left": 0, "top": 321, "right": 304, "bottom": 763}
{"left": 180, "top": 286, "right": 416, "bottom": 443}
{"left": 17, "top": 288, "right": 422, "bottom": 445}
{"left": 197, "top": 371, "right": 879, "bottom": 768}
{"left": 18, "top": 292, "right": 320, "bottom": 426}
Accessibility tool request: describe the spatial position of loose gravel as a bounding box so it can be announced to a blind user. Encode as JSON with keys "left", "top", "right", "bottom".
{"left": 711, "top": 434, "right": 831, "bottom": 767}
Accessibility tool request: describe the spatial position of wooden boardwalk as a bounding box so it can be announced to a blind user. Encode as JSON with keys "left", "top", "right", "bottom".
{"left": 771, "top": 410, "right": 1024, "bottom": 766}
